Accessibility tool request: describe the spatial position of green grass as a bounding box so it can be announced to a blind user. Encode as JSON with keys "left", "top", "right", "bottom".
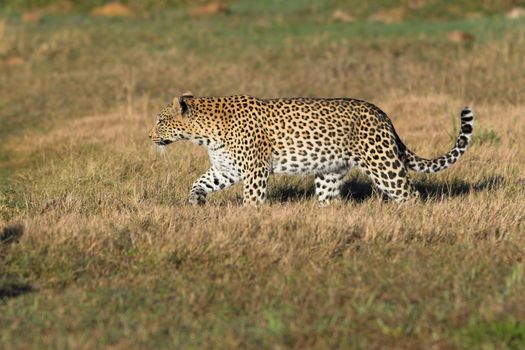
{"left": 457, "top": 315, "right": 525, "bottom": 349}
{"left": 2, "top": 243, "right": 525, "bottom": 348}
{"left": 3, "top": 0, "right": 525, "bottom": 19}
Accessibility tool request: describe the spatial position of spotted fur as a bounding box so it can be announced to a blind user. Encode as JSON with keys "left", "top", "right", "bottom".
{"left": 149, "top": 93, "right": 474, "bottom": 205}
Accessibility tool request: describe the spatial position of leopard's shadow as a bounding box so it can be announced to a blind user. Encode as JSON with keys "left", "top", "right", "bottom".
{"left": 269, "top": 175, "right": 505, "bottom": 203}
{"left": 0, "top": 282, "right": 34, "bottom": 300}
{"left": 0, "top": 223, "right": 34, "bottom": 300}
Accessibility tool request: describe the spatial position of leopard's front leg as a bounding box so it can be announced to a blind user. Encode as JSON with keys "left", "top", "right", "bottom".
{"left": 242, "top": 161, "right": 270, "bottom": 206}
{"left": 188, "top": 167, "right": 240, "bottom": 205}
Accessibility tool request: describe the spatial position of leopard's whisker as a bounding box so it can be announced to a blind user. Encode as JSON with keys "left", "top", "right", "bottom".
{"left": 154, "top": 144, "right": 164, "bottom": 161}
{"left": 161, "top": 146, "right": 169, "bottom": 162}
{"left": 155, "top": 144, "right": 169, "bottom": 162}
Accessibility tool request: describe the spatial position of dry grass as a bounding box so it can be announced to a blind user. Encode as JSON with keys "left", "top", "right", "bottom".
{"left": 6, "top": 92, "right": 524, "bottom": 257}
{"left": 1, "top": 4, "right": 525, "bottom": 348}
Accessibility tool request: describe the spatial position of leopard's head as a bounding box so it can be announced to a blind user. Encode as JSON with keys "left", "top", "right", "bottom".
{"left": 149, "top": 92, "right": 194, "bottom": 146}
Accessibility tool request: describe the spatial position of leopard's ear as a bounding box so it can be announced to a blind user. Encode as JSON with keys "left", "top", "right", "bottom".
{"left": 178, "top": 91, "right": 194, "bottom": 116}
{"left": 172, "top": 96, "right": 181, "bottom": 112}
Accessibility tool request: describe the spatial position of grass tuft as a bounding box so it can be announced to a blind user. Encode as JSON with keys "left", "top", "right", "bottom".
{"left": 472, "top": 127, "right": 501, "bottom": 146}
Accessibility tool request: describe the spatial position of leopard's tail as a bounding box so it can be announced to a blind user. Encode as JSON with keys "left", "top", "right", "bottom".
{"left": 396, "top": 107, "right": 474, "bottom": 173}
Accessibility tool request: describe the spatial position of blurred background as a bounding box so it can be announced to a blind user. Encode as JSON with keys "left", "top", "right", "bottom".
{"left": 2, "top": 1, "right": 525, "bottom": 122}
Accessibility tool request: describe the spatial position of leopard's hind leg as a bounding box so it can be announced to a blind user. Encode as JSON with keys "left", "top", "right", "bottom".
{"left": 362, "top": 160, "right": 419, "bottom": 203}
{"left": 357, "top": 133, "right": 419, "bottom": 203}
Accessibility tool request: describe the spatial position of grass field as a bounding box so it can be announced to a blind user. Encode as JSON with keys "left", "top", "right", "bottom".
{"left": 1, "top": 0, "right": 525, "bottom": 348}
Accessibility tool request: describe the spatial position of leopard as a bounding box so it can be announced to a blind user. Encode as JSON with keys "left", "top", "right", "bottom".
{"left": 148, "top": 92, "right": 474, "bottom": 206}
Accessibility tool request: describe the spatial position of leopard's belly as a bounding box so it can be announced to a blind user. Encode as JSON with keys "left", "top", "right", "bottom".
{"left": 270, "top": 146, "right": 354, "bottom": 175}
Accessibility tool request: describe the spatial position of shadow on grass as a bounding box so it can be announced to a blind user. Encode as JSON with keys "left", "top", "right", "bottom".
{"left": 415, "top": 175, "right": 505, "bottom": 200}
{"left": 1, "top": 223, "right": 24, "bottom": 245}
{"left": 0, "top": 223, "right": 34, "bottom": 300}
{"left": 270, "top": 175, "right": 505, "bottom": 203}
{"left": 270, "top": 184, "right": 316, "bottom": 203}
{"left": 0, "top": 282, "right": 34, "bottom": 300}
